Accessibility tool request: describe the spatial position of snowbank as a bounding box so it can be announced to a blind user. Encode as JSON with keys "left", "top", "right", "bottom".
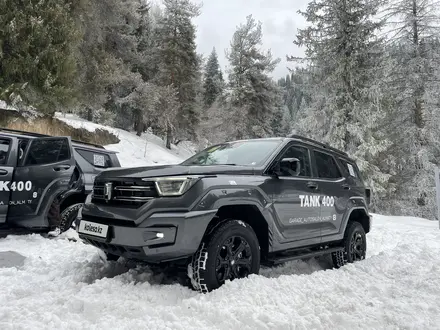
{"left": 55, "top": 112, "right": 196, "bottom": 167}
{"left": 0, "top": 214, "right": 439, "bottom": 329}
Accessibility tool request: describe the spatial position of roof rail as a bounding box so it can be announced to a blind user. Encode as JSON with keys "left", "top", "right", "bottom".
{"left": 0, "top": 127, "right": 105, "bottom": 149}
{"left": 288, "top": 134, "right": 348, "bottom": 157}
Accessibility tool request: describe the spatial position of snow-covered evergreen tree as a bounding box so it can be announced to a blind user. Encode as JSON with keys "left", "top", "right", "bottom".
{"left": 292, "top": 0, "right": 394, "bottom": 203}
{"left": 380, "top": 0, "right": 440, "bottom": 218}
{"left": 0, "top": 0, "right": 81, "bottom": 113}
{"left": 203, "top": 48, "right": 224, "bottom": 108}
{"left": 227, "top": 15, "right": 281, "bottom": 139}
{"left": 154, "top": 0, "right": 201, "bottom": 140}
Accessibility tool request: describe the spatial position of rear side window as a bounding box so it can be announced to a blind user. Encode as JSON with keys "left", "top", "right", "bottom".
{"left": 76, "top": 149, "right": 112, "bottom": 168}
{"left": 340, "top": 159, "right": 360, "bottom": 178}
{"left": 24, "top": 138, "right": 70, "bottom": 165}
{"left": 314, "top": 151, "right": 342, "bottom": 179}
{"left": 0, "top": 138, "right": 11, "bottom": 165}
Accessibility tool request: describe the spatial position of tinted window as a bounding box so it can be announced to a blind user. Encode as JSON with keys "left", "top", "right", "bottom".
{"left": 314, "top": 151, "right": 342, "bottom": 178}
{"left": 77, "top": 149, "right": 112, "bottom": 168}
{"left": 0, "top": 138, "right": 11, "bottom": 165}
{"left": 339, "top": 159, "right": 359, "bottom": 178}
{"left": 24, "top": 138, "right": 70, "bottom": 165}
{"left": 279, "top": 145, "right": 311, "bottom": 177}
{"left": 181, "top": 140, "right": 282, "bottom": 166}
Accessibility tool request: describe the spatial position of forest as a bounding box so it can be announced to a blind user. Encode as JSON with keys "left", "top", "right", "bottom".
{"left": 0, "top": 0, "right": 440, "bottom": 219}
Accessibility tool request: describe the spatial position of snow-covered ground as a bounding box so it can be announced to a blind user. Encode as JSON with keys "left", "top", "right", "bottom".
{"left": 55, "top": 112, "right": 196, "bottom": 167}
{"left": 0, "top": 214, "right": 439, "bottom": 329}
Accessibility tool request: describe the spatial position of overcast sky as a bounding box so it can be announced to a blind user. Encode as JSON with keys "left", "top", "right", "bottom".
{"left": 193, "top": 0, "right": 310, "bottom": 79}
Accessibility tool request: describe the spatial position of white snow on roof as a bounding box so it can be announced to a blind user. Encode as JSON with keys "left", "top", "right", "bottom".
{"left": 0, "top": 213, "right": 439, "bottom": 329}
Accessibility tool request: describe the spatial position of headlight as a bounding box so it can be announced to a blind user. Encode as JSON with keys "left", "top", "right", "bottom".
{"left": 149, "top": 176, "right": 200, "bottom": 196}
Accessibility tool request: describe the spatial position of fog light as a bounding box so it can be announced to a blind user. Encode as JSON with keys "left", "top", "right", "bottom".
{"left": 156, "top": 232, "right": 164, "bottom": 239}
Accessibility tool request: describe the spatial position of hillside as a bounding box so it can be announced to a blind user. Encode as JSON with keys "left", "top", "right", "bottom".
{"left": 55, "top": 113, "right": 196, "bottom": 167}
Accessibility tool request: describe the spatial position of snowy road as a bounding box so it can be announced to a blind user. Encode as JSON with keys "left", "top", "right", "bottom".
{"left": 0, "top": 214, "right": 439, "bottom": 329}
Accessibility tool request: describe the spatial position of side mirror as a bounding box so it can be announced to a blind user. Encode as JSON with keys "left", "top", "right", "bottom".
{"left": 279, "top": 157, "right": 301, "bottom": 176}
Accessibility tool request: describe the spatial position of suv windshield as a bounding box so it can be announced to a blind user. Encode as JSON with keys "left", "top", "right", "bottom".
{"left": 181, "top": 140, "right": 282, "bottom": 166}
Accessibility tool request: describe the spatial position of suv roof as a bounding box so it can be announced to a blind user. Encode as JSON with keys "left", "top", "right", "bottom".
{"left": 0, "top": 127, "right": 117, "bottom": 154}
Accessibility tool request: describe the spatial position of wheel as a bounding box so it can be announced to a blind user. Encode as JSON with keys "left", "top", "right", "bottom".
{"left": 332, "top": 221, "right": 366, "bottom": 268}
{"left": 59, "top": 203, "right": 83, "bottom": 233}
{"left": 47, "top": 198, "right": 61, "bottom": 230}
{"left": 105, "top": 252, "right": 120, "bottom": 262}
{"left": 187, "top": 220, "right": 260, "bottom": 293}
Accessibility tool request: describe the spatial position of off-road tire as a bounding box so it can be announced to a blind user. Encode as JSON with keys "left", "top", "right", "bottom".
{"left": 188, "top": 220, "right": 260, "bottom": 293}
{"left": 332, "top": 221, "right": 366, "bottom": 268}
{"left": 59, "top": 203, "right": 83, "bottom": 233}
{"left": 105, "top": 252, "right": 120, "bottom": 262}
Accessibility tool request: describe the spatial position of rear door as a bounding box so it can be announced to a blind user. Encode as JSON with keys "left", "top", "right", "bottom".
{"left": 311, "top": 149, "right": 349, "bottom": 238}
{"left": 0, "top": 136, "right": 18, "bottom": 225}
{"left": 8, "top": 137, "right": 75, "bottom": 228}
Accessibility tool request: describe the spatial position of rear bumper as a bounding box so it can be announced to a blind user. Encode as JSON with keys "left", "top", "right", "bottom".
{"left": 76, "top": 209, "right": 216, "bottom": 263}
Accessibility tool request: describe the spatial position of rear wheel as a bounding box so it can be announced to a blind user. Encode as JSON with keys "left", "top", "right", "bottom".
{"left": 332, "top": 221, "right": 366, "bottom": 268}
{"left": 59, "top": 203, "right": 83, "bottom": 233}
{"left": 188, "top": 220, "right": 260, "bottom": 293}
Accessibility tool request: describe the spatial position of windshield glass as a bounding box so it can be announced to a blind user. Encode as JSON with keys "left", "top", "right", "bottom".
{"left": 181, "top": 140, "right": 282, "bottom": 166}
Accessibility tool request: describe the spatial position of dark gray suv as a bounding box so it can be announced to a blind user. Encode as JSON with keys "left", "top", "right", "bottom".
{"left": 0, "top": 128, "right": 120, "bottom": 237}
{"left": 77, "top": 135, "right": 371, "bottom": 292}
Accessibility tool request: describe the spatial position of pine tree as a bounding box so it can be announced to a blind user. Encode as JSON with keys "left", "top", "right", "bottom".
{"left": 380, "top": 0, "right": 440, "bottom": 218}
{"left": 0, "top": 0, "right": 81, "bottom": 114}
{"left": 227, "top": 15, "right": 281, "bottom": 139}
{"left": 292, "top": 0, "right": 394, "bottom": 201}
{"left": 154, "top": 0, "right": 201, "bottom": 140}
{"left": 203, "top": 48, "right": 224, "bottom": 108}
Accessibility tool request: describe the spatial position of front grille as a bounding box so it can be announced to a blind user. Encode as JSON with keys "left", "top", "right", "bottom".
{"left": 92, "top": 178, "right": 157, "bottom": 207}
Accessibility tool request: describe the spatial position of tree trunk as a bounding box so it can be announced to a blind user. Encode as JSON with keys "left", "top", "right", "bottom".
{"left": 166, "top": 125, "right": 172, "bottom": 150}
{"left": 134, "top": 110, "right": 144, "bottom": 136}
{"left": 87, "top": 108, "right": 93, "bottom": 122}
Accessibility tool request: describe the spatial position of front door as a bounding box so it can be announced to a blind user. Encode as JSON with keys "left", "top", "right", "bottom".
{"left": 0, "top": 136, "right": 18, "bottom": 226}
{"left": 269, "top": 143, "right": 322, "bottom": 243}
{"left": 8, "top": 137, "right": 75, "bottom": 228}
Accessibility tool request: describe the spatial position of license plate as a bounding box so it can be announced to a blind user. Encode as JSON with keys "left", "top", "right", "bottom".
{"left": 78, "top": 220, "right": 109, "bottom": 238}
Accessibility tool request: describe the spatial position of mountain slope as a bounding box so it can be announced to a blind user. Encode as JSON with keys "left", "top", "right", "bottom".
{"left": 55, "top": 112, "right": 196, "bottom": 167}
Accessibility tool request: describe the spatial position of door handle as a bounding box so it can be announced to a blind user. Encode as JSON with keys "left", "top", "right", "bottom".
{"left": 307, "top": 182, "right": 318, "bottom": 190}
{"left": 54, "top": 165, "right": 71, "bottom": 171}
{"left": 342, "top": 183, "right": 351, "bottom": 190}
{"left": 0, "top": 169, "right": 8, "bottom": 176}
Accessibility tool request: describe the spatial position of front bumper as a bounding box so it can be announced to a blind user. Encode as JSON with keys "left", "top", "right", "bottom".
{"left": 76, "top": 209, "right": 216, "bottom": 263}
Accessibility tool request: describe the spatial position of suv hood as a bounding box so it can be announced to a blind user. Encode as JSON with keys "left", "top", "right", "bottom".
{"left": 95, "top": 164, "right": 258, "bottom": 180}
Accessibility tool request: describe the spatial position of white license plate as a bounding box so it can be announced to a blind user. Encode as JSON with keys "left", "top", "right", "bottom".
{"left": 78, "top": 220, "right": 109, "bottom": 238}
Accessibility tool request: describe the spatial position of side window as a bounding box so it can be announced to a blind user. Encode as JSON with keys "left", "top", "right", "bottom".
{"left": 76, "top": 149, "right": 112, "bottom": 168}
{"left": 0, "top": 138, "right": 11, "bottom": 165}
{"left": 279, "top": 145, "right": 311, "bottom": 177}
{"left": 24, "top": 138, "right": 70, "bottom": 166}
{"left": 339, "top": 159, "right": 358, "bottom": 178}
{"left": 314, "top": 151, "right": 342, "bottom": 179}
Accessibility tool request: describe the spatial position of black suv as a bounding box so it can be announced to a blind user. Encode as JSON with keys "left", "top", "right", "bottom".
{"left": 0, "top": 128, "right": 120, "bottom": 236}
{"left": 77, "top": 135, "right": 371, "bottom": 292}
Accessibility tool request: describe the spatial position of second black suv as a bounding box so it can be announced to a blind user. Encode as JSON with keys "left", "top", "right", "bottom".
{"left": 0, "top": 128, "right": 120, "bottom": 237}
{"left": 77, "top": 135, "right": 371, "bottom": 292}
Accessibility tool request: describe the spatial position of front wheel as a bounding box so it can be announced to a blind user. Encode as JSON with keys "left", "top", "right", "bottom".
{"left": 332, "top": 221, "right": 366, "bottom": 268}
{"left": 188, "top": 220, "right": 260, "bottom": 293}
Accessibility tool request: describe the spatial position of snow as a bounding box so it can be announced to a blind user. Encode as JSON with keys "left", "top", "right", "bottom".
{"left": 55, "top": 112, "right": 196, "bottom": 167}
{"left": 1, "top": 214, "right": 440, "bottom": 329}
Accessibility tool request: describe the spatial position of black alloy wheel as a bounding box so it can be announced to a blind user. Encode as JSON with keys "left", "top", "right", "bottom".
{"left": 215, "top": 235, "right": 253, "bottom": 283}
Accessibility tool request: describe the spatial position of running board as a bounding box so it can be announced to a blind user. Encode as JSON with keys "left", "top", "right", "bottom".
{"left": 267, "top": 247, "right": 344, "bottom": 265}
